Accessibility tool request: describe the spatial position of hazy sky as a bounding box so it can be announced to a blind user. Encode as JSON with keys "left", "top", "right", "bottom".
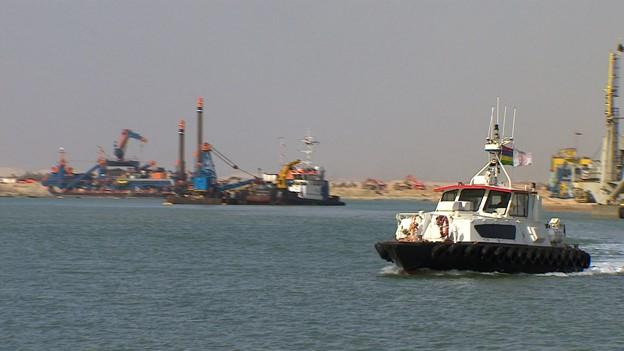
{"left": 1, "top": 0, "right": 623, "bottom": 182}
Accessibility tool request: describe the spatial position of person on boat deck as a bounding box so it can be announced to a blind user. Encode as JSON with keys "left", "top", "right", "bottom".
{"left": 484, "top": 193, "right": 510, "bottom": 213}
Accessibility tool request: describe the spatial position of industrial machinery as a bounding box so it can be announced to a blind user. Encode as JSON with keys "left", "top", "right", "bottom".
{"left": 276, "top": 159, "right": 301, "bottom": 189}
{"left": 573, "top": 44, "right": 624, "bottom": 215}
{"left": 362, "top": 178, "right": 387, "bottom": 191}
{"left": 393, "top": 175, "right": 426, "bottom": 191}
{"left": 42, "top": 129, "right": 174, "bottom": 195}
{"left": 165, "top": 97, "right": 257, "bottom": 204}
{"left": 41, "top": 148, "right": 88, "bottom": 191}
{"left": 547, "top": 148, "right": 594, "bottom": 199}
{"left": 112, "top": 129, "right": 147, "bottom": 164}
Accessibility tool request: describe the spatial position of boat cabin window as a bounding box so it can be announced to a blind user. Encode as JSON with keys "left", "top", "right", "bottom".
{"left": 441, "top": 190, "right": 458, "bottom": 201}
{"left": 483, "top": 190, "right": 511, "bottom": 214}
{"left": 457, "top": 189, "right": 485, "bottom": 211}
{"left": 509, "top": 192, "right": 529, "bottom": 217}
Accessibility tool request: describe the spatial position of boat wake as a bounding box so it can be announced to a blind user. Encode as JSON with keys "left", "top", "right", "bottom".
{"left": 379, "top": 265, "right": 404, "bottom": 276}
{"left": 379, "top": 260, "right": 624, "bottom": 278}
{"left": 539, "top": 260, "right": 624, "bottom": 277}
{"left": 378, "top": 265, "right": 508, "bottom": 278}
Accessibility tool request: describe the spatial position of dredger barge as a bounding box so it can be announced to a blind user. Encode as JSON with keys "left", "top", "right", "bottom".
{"left": 165, "top": 98, "right": 344, "bottom": 206}
{"left": 42, "top": 130, "right": 174, "bottom": 197}
{"left": 375, "top": 101, "right": 590, "bottom": 274}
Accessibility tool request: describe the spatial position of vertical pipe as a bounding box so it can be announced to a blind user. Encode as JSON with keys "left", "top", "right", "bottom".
{"left": 178, "top": 119, "right": 186, "bottom": 181}
{"left": 196, "top": 97, "right": 203, "bottom": 174}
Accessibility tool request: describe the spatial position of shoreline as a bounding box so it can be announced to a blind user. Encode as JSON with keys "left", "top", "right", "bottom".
{"left": 330, "top": 184, "right": 606, "bottom": 214}
{"left": 0, "top": 182, "right": 614, "bottom": 214}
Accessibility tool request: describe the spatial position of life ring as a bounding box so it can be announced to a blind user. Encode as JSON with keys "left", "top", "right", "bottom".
{"left": 435, "top": 215, "right": 450, "bottom": 239}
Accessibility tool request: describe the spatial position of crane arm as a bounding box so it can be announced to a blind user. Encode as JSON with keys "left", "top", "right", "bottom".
{"left": 277, "top": 159, "right": 301, "bottom": 189}
{"left": 114, "top": 129, "right": 147, "bottom": 161}
{"left": 65, "top": 164, "right": 102, "bottom": 190}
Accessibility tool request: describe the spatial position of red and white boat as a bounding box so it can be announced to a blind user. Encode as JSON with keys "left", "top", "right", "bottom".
{"left": 375, "top": 102, "right": 590, "bottom": 273}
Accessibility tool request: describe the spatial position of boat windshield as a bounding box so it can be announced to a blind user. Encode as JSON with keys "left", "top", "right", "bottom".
{"left": 483, "top": 190, "right": 511, "bottom": 214}
{"left": 441, "top": 190, "right": 458, "bottom": 201}
{"left": 458, "top": 189, "right": 485, "bottom": 211}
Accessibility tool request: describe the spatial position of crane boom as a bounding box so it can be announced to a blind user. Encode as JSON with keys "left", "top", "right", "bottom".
{"left": 277, "top": 159, "right": 301, "bottom": 189}
{"left": 114, "top": 129, "right": 147, "bottom": 161}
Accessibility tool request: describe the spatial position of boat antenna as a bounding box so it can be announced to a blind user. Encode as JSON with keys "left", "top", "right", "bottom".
{"left": 488, "top": 106, "right": 495, "bottom": 140}
{"left": 502, "top": 105, "right": 507, "bottom": 139}
{"left": 511, "top": 108, "right": 517, "bottom": 142}
{"left": 496, "top": 97, "right": 500, "bottom": 124}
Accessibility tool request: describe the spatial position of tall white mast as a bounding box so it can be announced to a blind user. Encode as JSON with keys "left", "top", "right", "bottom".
{"left": 300, "top": 132, "right": 319, "bottom": 166}
{"left": 473, "top": 99, "right": 513, "bottom": 188}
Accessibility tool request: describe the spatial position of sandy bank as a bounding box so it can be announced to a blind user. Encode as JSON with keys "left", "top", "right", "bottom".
{"left": 330, "top": 181, "right": 600, "bottom": 213}
{"left": 0, "top": 183, "right": 52, "bottom": 198}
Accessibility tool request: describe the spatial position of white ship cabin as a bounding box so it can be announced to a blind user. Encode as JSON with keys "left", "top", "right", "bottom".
{"left": 396, "top": 184, "right": 566, "bottom": 247}
{"left": 287, "top": 166, "right": 327, "bottom": 201}
{"left": 289, "top": 166, "right": 324, "bottom": 181}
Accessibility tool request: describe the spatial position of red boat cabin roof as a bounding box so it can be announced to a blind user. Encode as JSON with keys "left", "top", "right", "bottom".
{"left": 434, "top": 184, "right": 531, "bottom": 194}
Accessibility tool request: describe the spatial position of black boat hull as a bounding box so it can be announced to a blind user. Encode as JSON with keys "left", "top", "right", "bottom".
{"left": 225, "top": 189, "right": 345, "bottom": 206}
{"left": 375, "top": 240, "right": 591, "bottom": 274}
{"left": 164, "top": 195, "right": 222, "bottom": 205}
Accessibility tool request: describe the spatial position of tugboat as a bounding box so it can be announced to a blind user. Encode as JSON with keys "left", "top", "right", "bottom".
{"left": 375, "top": 103, "right": 591, "bottom": 273}
{"left": 227, "top": 134, "right": 345, "bottom": 206}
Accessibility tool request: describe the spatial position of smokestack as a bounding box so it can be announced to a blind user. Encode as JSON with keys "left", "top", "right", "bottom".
{"left": 196, "top": 97, "right": 203, "bottom": 173}
{"left": 178, "top": 119, "right": 186, "bottom": 181}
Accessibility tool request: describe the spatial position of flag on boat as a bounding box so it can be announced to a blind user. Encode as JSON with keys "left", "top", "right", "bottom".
{"left": 501, "top": 145, "right": 514, "bottom": 165}
{"left": 513, "top": 149, "right": 533, "bottom": 167}
{"left": 501, "top": 145, "right": 532, "bottom": 167}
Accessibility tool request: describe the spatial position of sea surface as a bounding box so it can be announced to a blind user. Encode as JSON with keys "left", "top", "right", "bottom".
{"left": 1, "top": 197, "right": 623, "bottom": 350}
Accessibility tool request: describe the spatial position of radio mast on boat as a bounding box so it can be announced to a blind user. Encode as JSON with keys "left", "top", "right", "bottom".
{"left": 473, "top": 98, "right": 514, "bottom": 188}
{"left": 300, "top": 132, "right": 320, "bottom": 166}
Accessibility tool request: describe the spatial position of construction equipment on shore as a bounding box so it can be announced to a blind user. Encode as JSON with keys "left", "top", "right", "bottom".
{"left": 547, "top": 148, "right": 594, "bottom": 199}
{"left": 362, "top": 178, "right": 387, "bottom": 191}
{"left": 392, "top": 175, "right": 426, "bottom": 191}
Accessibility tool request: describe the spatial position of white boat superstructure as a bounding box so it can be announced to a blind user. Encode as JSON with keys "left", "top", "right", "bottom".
{"left": 287, "top": 166, "right": 326, "bottom": 201}
{"left": 287, "top": 134, "right": 325, "bottom": 200}
{"left": 395, "top": 185, "right": 565, "bottom": 247}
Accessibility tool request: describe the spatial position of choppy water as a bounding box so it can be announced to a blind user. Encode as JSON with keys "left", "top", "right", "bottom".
{"left": 1, "top": 198, "right": 623, "bottom": 350}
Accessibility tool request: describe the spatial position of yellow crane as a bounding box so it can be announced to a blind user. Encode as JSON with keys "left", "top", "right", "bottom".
{"left": 277, "top": 159, "right": 301, "bottom": 189}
